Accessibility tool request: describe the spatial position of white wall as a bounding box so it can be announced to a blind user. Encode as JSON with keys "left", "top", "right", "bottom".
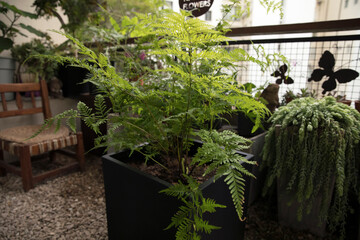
{"left": 340, "top": 0, "right": 360, "bottom": 19}
{"left": 0, "top": 0, "right": 67, "bottom": 58}
{"left": 282, "top": 0, "right": 316, "bottom": 24}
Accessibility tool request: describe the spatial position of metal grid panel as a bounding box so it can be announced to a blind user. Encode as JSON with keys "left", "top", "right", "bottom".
{"left": 226, "top": 35, "right": 360, "bottom": 102}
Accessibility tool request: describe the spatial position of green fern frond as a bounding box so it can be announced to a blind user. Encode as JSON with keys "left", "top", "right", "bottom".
{"left": 200, "top": 198, "right": 226, "bottom": 214}
{"left": 94, "top": 94, "right": 110, "bottom": 117}
{"left": 160, "top": 182, "right": 191, "bottom": 199}
{"left": 194, "top": 215, "right": 220, "bottom": 234}
{"left": 224, "top": 168, "right": 246, "bottom": 220}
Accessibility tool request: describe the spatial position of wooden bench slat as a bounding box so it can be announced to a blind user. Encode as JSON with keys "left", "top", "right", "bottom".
{"left": 0, "top": 107, "right": 43, "bottom": 118}
{"left": 0, "top": 83, "right": 41, "bottom": 93}
{"left": 0, "top": 160, "right": 22, "bottom": 175}
{"left": 16, "top": 92, "right": 23, "bottom": 110}
{"left": 1, "top": 93, "right": 7, "bottom": 111}
{"left": 33, "top": 162, "right": 79, "bottom": 184}
{"left": 30, "top": 91, "right": 36, "bottom": 108}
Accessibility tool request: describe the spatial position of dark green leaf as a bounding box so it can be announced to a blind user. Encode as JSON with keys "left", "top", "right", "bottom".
{"left": 0, "top": 37, "right": 13, "bottom": 52}
{"left": 19, "top": 23, "right": 46, "bottom": 37}
{"left": 0, "top": 2, "right": 38, "bottom": 19}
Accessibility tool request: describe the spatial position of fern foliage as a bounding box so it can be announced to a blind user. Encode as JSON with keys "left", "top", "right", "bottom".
{"left": 37, "top": 7, "right": 284, "bottom": 239}
{"left": 262, "top": 97, "right": 360, "bottom": 238}
{"left": 193, "top": 130, "right": 255, "bottom": 220}
{"left": 160, "top": 174, "right": 225, "bottom": 239}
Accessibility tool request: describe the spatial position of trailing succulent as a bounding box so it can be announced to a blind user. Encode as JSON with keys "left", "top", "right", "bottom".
{"left": 262, "top": 96, "right": 360, "bottom": 237}
{"left": 37, "top": 6, "right": 284, "bottom": 239}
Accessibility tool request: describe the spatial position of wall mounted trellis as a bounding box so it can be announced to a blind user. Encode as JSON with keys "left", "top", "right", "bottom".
{"left": 224, "top": 34, "right": 360, "bottom": 102}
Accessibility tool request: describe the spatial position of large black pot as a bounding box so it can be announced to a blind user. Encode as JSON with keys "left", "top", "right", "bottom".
{"left": 237, "top": 112, "right": 264, "bottom": 138}
{"left": 102, "top": 141, "right": 254, "bottom": 240}
{"left": 58, "top": 64, "right": 94, "bottom": 97}
{"left": 78, "top": 95, "right": 112, "bottom": 156}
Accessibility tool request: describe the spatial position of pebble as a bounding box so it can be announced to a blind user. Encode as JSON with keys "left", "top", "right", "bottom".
{"left": 0, "top": 154, "right": 108, "bottom": 240}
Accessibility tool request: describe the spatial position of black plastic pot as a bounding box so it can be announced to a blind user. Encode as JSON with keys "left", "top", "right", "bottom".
{"left": 58, "top": 65, "right": 93, "bottom": 97}
{"left": 244, "top": 131, "right": 267, "bottom": 206}
{"left": 277, "top": 176, "right": 335, "bottom": 237}
{"left": 102, "top": 141, "right": 254, "bottom": 240}
{"left": 237, "top": 112, "right": 264, "bottom": 138}
{"left": 79, "top": 95, "right": 111, "bottom": 156}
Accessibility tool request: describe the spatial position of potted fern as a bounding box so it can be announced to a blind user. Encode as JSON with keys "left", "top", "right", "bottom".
{"left": 261, "top": 96, "right": 360, "bottom": 238}
{"left": 39, "top": 5, "right": 285, "bottom": 239}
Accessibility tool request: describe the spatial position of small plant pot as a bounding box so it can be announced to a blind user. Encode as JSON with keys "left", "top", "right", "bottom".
{"left": 58, "top": 64, "right": 93, "bottom": 97}
{"left": 102, "top": 141, "right": 254, "bottom": 240}
{"left": 338, "top": 99, "right": 352, "bottom": 106}
{"left": 273, "top": 125, "right": 336, "bottom": 237}
{"left": 237, "top": 112, "right": 264, "bottom": 138}
{"left": 285, "top": 96, "right": 293, "bottom": 104}
{"left": 355, "top": 100, "right": 360, "bottom": 113}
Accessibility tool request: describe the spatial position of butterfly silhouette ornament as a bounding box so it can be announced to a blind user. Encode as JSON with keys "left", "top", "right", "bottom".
{"left": 308, "top": 50, "right": 359, "bottom": 94}
{"left": 271, "top": 64, "right": 294, "bottom": 84}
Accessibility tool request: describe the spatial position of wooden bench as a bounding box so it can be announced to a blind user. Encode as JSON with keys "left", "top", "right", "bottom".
{"left": 0, "top": 79, "right": 85, "bottom": 191}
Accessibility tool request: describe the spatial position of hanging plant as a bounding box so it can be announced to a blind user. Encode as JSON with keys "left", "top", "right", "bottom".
{"left": 262, "top": 96, "right": 360, "bottom": 238}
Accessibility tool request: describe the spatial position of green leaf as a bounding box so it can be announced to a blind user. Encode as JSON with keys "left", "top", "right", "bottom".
{"left": 67, "top": 117, "right": 77, "bottom": 133}
{"left": 109, "top": 14, "right": 121, "bottom": 33}
{"left": 0, "top": 37, "right": 13, "bottom": 52}
{"left": 0, "top": 20, "right": 7, "bottom": 30}
{"left": 0, "top": 2, "right": 38, "bottom": 19}
{"left": 18, "top": 23, "right": 47, "bottom": 37}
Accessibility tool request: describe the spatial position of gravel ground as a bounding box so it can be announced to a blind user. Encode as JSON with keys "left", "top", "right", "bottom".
{"left": 0, "top": 154, "right": 107, "bottom": 240}
{"left": 0, "top": 153, "right": 353, "bottom": 240}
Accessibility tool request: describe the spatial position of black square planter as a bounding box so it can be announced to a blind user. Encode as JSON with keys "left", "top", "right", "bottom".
{"left": 102, "top": 142, "right": 254, "bottom": 240}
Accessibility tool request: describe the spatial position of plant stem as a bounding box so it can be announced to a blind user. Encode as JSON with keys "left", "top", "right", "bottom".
{"left": 180, "top": 19, "right": 193, "bottom": 175}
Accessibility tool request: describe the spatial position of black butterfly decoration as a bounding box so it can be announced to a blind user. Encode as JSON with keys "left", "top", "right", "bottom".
{"left": 308, "top": 50, "right": 359, "bottom": 94}
{"left": 271, "top": 64, "right": 294, "bottom": 84}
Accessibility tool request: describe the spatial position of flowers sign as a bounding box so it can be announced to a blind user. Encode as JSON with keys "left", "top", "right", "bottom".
{"left": 179, "top": 0, "right": 214, "bottom": 17}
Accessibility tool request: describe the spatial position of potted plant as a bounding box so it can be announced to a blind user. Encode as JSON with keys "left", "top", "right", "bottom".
{"left": 296, "top": 87, "right": 316, "bottom": 98}
{"left": 281, "top": 88, "right": 316, "bottom": 106}
{"left": 261, "top": 96, "right": 360, "bottom": 239}
{"left": 11, "top": 38, "right": 59, "bottom": 84}
{"left": 0, "top": 1, "right": 45, "bottom": 99}
{"left": 282, "top": 89, "right": 296, "bottom": 104}
{"left": 336, "top": 94, "right": 352, "bottom": 106}
{"left": 39, "top": 4, "right": 285, "bottom": 238}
